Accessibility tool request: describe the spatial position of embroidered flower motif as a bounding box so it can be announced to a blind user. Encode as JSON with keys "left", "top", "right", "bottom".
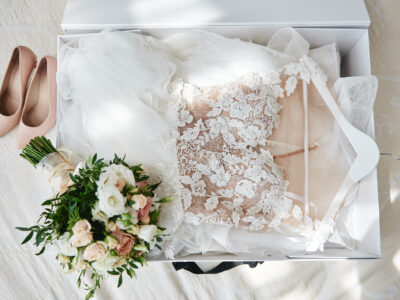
{"left": 237, "top": 125, "right": 262, "bottom": 147}
{"left": 210, "top": 167, "right": 231, "bottom": 187}
{"left": 242, "top": 216, "right": 268, "bottom": 231}
{"left": 281, "top": 56, "right": 328, "bottom": 97}
{"left": 244, "top": 92, "right": 259, "bottom": 102}
{"left": 206, "top": 116, "right": 229, "bottom": 139}
{"left": 209, "top": 154, "right": 221, "bottom": 172}
{"left": 244, "top": 164, "right": 268, "bottom": 183}
{"left": 247, "top": 183, "right": 289, "bottom": 216}
{"left": 235, "top": 180, "right": 257, "bottom": 199}
{"left": 230, "top": 101, "right": 251, "bottom": 120}
{"left": 190, "top": 180, "right": 206, "bottom": 196}
{"left": 264, "top": 95, "right": 282, "bottom": 118}
{"left": 197, "top": 163, "right": 212, "bottom": 176}
{"left": 205, "top": 193, "right": 219, "bottom": 211}
{"left": 181, "top": 187, "right": 192, "bottom": 209}
{"left": 207, "top": 96, "right": 233, "bottom": 117}
{"left": 285, "top": 76, "right": 298, "bottom": 96}
{"left": 217, "top": 189, "right": 234, "bottom": 198}
{"left": 180, "top": 119, "right": 205, "bottom": 141}
{"left": 232, "top": 197, "right": 243, "bottom": 207}
{"left": 177, "top": 109, "right": 194, "bottom": 127}
{"left": 231, "top": 211, "right": 240, "bottom": 227}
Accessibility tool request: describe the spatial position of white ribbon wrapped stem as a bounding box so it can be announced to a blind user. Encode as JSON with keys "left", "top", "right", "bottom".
{"left": 37, "top": 148, "right": 76, "bottom": 194}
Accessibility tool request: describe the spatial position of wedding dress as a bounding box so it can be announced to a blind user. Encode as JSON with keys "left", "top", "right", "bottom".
{"left": 164, "top": 29, "right": 377, "bottom": 256}
{"left": 57, "top": 28, "right": 378, "bottom": 258}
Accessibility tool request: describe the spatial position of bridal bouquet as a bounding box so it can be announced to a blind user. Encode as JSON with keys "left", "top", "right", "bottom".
{"left": 17, "top": 137, "right": 174, "bottom": 299}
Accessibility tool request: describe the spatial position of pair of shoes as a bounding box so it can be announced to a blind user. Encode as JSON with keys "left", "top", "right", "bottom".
{"left": 0, "top": 46, "right": 57, "bottom": 148}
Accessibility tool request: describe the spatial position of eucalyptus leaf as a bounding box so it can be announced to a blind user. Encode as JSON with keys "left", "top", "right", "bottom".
{"left": 117, "top": 274, "right": 123, "bottom": 288}
{"left": 22, "top": 231, "right": 34, "bottom": 244}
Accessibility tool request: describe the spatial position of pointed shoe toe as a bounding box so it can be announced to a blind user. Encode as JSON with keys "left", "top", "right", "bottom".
{"left": 0, "top": 46, "right": 36, "bottom": 136}
{"left": 17, "top": 56, "right": 57, "bottom": 149}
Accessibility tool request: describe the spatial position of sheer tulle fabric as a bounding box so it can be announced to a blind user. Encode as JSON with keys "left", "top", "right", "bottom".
{"left": 57, "top": 29, "right": 377, "bottom": 258}
{"left": 57, "top": 31, "right": 184, "bottom": 235}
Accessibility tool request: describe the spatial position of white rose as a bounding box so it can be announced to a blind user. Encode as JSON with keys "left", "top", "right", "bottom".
{"left": 57, "top": 254, "right": 71, "bottom": 264}
{"left": 128, "top": 208, "right": 139, "bottom": 224}
{"left": 91, "top": 202, "right": 109, "bottom": 224}
{"left": 72, "top": 219, "right": 91, "bottom": 235}
{"left": 116, "top": 210, "right": 138, "bottom": 230}
{"left": 97, "top": 165, "right": 135, "bottom": 189}
{"left": 104, "top": 235, "right": 119, "bottom": 249}
{"left": 83, "top": 242, "right": 107, "bottom": 262}
{"left": 109, "top": 164, "right": 135, "bottom": 187}
{"left": 73, "top": 258, "right": 89, "bottom": 271}
{"left": 115, "top": 258, "right": 127, "bottom": 267}
{"left": 138, "top": 225, "right": 157, "bottom": 243}
{"left": 132, "top": 194, "right": 148, "bottom": 210}
{"left": 54, "top": 232, "right": 77, "bottom": 256}
{"left": 97, "top": 185, "right": 127, "bottom": 217}
{"left": 70, "top": 232, "right": 93, "bottom": 248}
{"left": 92, "top": 253, "right": 119, "bottom": 274}
{"left": 106, "top": 221, "right": 118, "bottom": 232}
{"left": 126, "top": 225, "right": 140, "bottom": 235}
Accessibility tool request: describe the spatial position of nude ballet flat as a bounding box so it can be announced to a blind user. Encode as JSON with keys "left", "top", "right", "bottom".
{"left": 0, "top": 46, "right": 36, "bottom": 136}
{"left": 16, "top": 56, "right": 57, "bottom": 148}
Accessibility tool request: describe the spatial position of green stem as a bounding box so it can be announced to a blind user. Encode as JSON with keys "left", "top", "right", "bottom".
{"left": 20, "top": 136, "right": 58, "bottom": 167}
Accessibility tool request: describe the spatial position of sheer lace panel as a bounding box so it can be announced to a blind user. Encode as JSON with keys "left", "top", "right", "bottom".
{"left": 171, "top": 72, "right": 296, "bottom": 231}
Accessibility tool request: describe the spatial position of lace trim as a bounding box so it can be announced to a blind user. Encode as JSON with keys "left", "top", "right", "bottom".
{"left": 281, "top": 56, "right": 328, "bottom": 96}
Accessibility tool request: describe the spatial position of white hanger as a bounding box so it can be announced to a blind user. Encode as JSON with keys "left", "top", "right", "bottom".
{"left": 312, "top": 76, "right": 380, "bottom": 182}
{"left": 306, "top": 72, "right": 379, "bottom": 252}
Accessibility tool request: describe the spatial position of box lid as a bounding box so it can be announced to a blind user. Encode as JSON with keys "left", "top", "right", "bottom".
{"left": 61, "top": 0, "right": 370, "bottom": 32}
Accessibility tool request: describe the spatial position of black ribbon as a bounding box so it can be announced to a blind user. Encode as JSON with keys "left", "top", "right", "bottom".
{"left": 172, "top": 261, "right": 263, "bottom": 274}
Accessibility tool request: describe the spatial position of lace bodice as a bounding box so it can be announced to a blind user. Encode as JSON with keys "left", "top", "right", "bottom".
{"left": 171, "top": 56, "right": 330, "bottom": 233}
{"left": 171, "top": 72, "right": 297, "bottom": 231}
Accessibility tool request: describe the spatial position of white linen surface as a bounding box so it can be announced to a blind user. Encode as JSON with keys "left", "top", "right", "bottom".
{"left": 0, "top": 1, "right": 399, "bottom": 299}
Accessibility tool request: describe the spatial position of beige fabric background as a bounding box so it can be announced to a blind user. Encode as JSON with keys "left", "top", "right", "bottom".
{"left": 0, "top": 0, "right": 399, "bottom": 299}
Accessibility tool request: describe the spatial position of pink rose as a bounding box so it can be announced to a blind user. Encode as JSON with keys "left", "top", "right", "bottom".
{"left": 136, "top": 180, "right": 148, "bottom": 189}
{"left": 70, "top": 232, "right": 93, "bottom": 248}
{"left": 132, "top": 194, "right": 148, "bottom": 210}
{"left": 72, "top": 219, "right": 91, "bottom": 235}
{"left": 138, "top": 197, "right": 152, "bottom": 223}
{"left": 111, "top": 229, "right": 135, "bottom": 256}
{"left": 83, "top": 242, "right": 107, "bottom": 261}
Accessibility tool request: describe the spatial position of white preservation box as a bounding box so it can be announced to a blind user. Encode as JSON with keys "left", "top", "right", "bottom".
{"left": 59, "top": 0, "right": 380, "bottom": 261}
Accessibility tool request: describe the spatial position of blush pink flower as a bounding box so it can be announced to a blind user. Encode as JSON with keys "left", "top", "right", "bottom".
{"left": 138, "top": 197, "right": 152, "bottom": 223}
{"left": 136, "top": 180, "right": 148, "bottom": 189}
{"left": 111, "top": 229, "right": 135, "bottom": 256}
{"left": 115, "top": 178, "right": 126, "bottom": 191}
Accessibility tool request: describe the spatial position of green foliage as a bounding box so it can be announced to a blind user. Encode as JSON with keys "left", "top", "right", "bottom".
{"left": 83, "top": 265, "right": 103, "bottom": 300}
{"left": 16, "top": 155, "right": 106, "bottom": 256}
{"left": 106, "top": 256, "right": 146, "bottom": 288}
{"left": 149, "top": 210, "right": 160, "bottom": 225}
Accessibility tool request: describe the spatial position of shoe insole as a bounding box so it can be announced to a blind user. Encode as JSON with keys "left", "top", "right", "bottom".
{"left": 0, "top": 55, "right": 21, "bottom": 116}
{"left": 22, "top": 62, "right": 49, "bottom": 127}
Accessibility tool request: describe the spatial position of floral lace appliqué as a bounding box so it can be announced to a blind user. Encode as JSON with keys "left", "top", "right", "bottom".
{"left": 171, "top": 72, "right": 292, "bottom": 231}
